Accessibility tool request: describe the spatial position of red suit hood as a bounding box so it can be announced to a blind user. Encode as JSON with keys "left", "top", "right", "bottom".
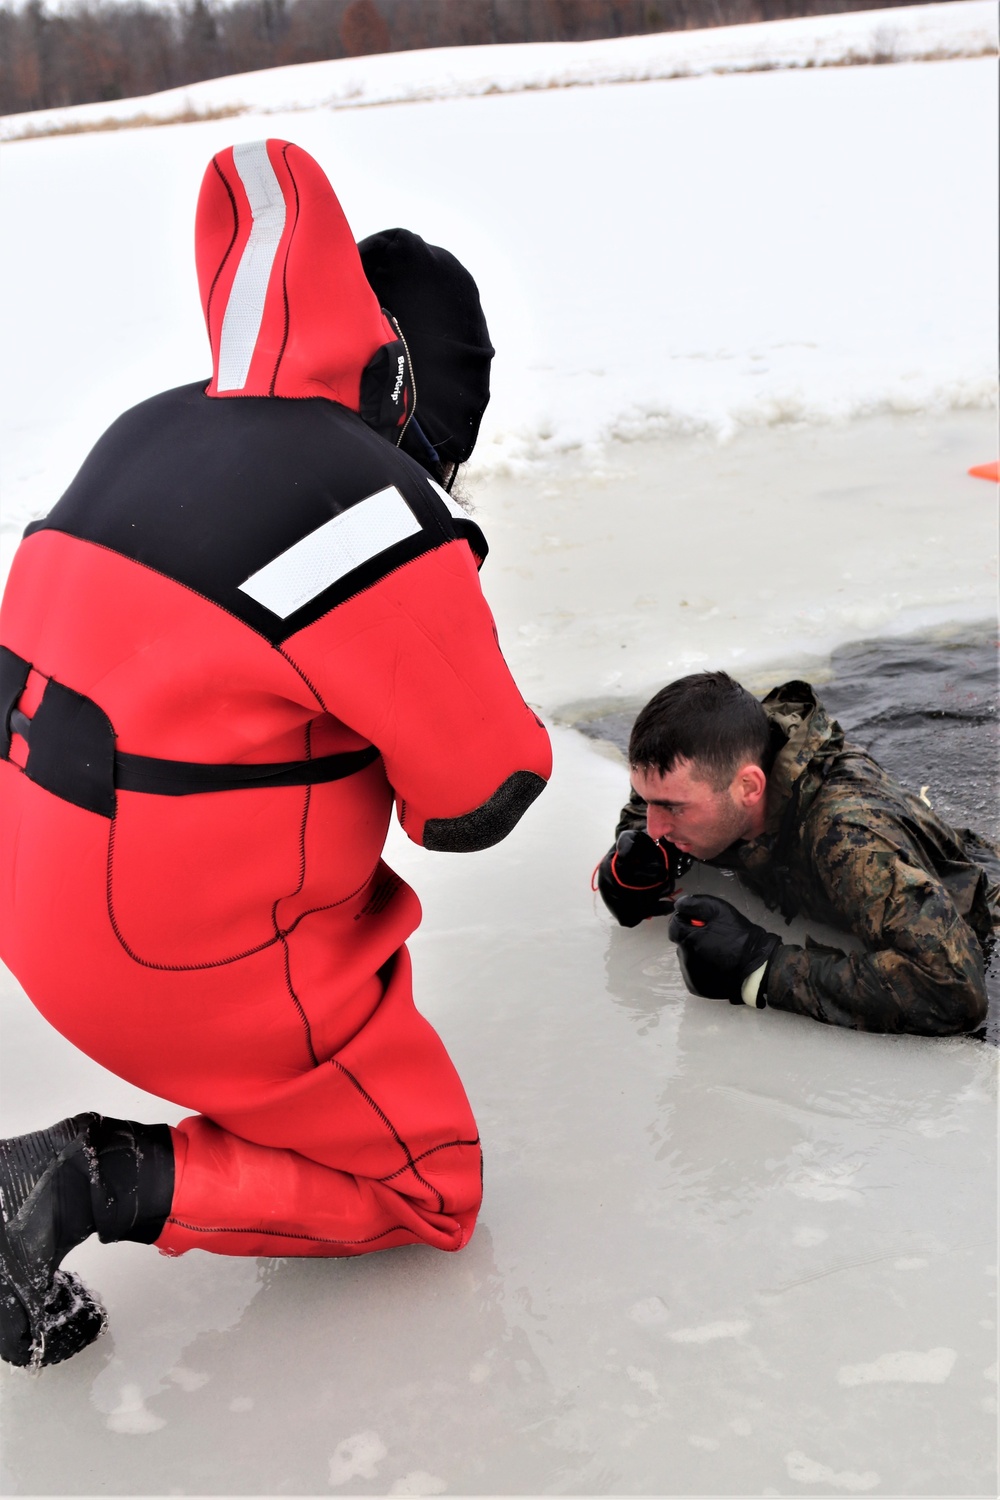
{"left": 196, "top": 138, "right": 407, "bottom": 422}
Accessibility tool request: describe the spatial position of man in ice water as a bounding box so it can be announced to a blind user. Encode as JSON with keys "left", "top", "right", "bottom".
{"left": 0, "top": 140, "right": 551, "bottom": 1368}
{"left": 597, "top": 671, "right": 998, "bottom": 1035}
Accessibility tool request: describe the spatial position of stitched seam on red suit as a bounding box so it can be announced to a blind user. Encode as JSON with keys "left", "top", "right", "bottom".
{"left": 31, "top": 528, "right": 469, "bottom": 654}
{"left": 276, "top": 928, "right": 318, "bottom": 1066}
{"left": 206, "top": 158, "right": 240, "bottom": 341}
{"left": 268, "top": 728, "right": 390, "bottom": 939}
{"left": 293, "top": 721, "right": 313, "bottom": 897}
{"left": 165, "top": 1217, "right": 408, "bottom": 1245}
{"left": 102, "top": 717, "right": 377, "bottom": 990}
{"left": 277, "top": 862, "right": 382, "bottom": 938}
{"left": 277, "top": 540, "right": 471, "bottom": 646}
{"left": 35, "top": 530, "right": 279, "bottom": 642}
{"left": 272, "top": 723, "right": 319, "bottom": 1066}
{"left": 275, "top": 646, "right": 328, "bottom": 711}
{"left": 330, "top": 1058, "right": 445, "bottom": 1214}
{"left": 269, "top": 143, "right": 297, "bottom": 397}
{"left": 376, "top": 1136, "right": 481, "bottom": 1185}
{"left": 106, "top": 816, "right": 282, "bottom": 971}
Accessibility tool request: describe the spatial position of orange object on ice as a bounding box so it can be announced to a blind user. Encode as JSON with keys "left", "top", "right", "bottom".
{"left": 968, "top": 461, "right": 999, "bottom": 481}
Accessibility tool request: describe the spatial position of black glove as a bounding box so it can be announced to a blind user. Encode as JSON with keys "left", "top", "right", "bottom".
{"left": 597, "top": 830, "right": 693, "bottom": 928}
{"left": 667, "top": 894, "right": 781, "bottom": 1005}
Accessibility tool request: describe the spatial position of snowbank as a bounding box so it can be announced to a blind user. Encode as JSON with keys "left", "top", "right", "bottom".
{"left": 1, "top": 6, "right": 996, "bottom": 584}
{"left": 1, "top": 1, "right": 994, "bottom": 141}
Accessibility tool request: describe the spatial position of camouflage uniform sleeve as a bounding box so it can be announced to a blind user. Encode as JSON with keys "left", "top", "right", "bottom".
{"left": 615, "top": 787, "right": 648, "bottom": 840}
{"left": 766, "top": 814, "right": 988, "bottom": 1035}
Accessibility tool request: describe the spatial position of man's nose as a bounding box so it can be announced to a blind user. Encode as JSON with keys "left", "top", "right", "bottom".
{"left": 646, "top": 807, "right": 672, "bottom": 841}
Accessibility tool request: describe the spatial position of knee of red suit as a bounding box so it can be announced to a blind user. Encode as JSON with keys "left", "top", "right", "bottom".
{"left": 155, "top": 1120, "right": 483, "bottom": 1259}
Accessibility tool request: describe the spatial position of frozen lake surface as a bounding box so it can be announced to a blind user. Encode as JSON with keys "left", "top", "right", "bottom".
{"left": 472, "top": 409, "right": 998, "bottom": 715}
{"left": 1, "top": 728, "right": 996, "bottom": 1495}
{"left": 2, "top": 414, "right": 996, "bottom": 1496}
{"left": 1, "top": 10, "right": 997, "bottom": 1485}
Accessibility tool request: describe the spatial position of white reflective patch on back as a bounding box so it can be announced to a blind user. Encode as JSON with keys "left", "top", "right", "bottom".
{"left": 428, "top": 477, "right": 469, "bottom": 522}
{"left": 239, "top": 487, "right": 422, "bottom": 618}
{"left": 217, "top": 141, "right": 286, "bottom": 393}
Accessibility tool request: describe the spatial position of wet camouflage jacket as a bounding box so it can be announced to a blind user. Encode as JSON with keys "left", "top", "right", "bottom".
{"left": 617, "top": 681, "right": 1000, "bottom": 1036}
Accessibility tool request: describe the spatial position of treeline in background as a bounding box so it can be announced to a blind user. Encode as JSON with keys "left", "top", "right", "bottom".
{"left": 1, "top": 0, "right": 934, "bottom": 116}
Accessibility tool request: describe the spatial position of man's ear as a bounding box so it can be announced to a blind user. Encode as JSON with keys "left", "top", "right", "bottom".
{"left": 733, "top": 762, "right": 767, "bottom": 808}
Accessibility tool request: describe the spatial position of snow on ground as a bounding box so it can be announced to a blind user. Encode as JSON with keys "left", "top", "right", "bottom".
{"left": 0, "top": 11, "right": 998, "bottom": 1494}
{"left": 1, "top": 7, "right": 997, "bottom": 587}
{"left": 2, "top": 0, "right": 995, "bottom": 142}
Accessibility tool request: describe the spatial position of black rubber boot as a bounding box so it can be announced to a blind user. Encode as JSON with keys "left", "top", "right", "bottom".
{"left": 0, "top": 1113, "right": 174, "bottom": 1369}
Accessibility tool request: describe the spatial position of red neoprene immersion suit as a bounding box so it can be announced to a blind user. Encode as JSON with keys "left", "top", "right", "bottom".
{"left": 0, "top": 140, "right": 551, "bottom": 1258}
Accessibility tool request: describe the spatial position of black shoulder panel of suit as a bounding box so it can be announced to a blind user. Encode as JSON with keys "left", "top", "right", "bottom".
{"left": 26, "top": 382, "right": 489, "bottom": 645}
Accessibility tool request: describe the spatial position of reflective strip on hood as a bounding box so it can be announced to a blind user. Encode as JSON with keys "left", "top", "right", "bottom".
{"left": 216, "top": 141, "right": 287, "bottom": 393}
{"left": 196, "top": 138, "right": 397, "bottom": 408}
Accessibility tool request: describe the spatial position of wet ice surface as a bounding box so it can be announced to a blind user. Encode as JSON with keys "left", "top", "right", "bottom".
{"left": 1, "top": 730, "right": 997, "bottom": 1495}
{"left": 818, "top": 628, "right": 1000, "bottom": 845}
{"left": 472, "top": 409, "right": 997, "bottom": 716}
{"left": 1, "top": 414, "right": 998, "bottom": 1495}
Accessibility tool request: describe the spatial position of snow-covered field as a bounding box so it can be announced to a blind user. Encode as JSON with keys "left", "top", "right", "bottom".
{"left": 2, "top": 0, "right": 995, "bottom": 142}
{"left": 1, "top": 1, "right": 997, "bottom": 561}
{"left": 0, "top": 4, "right": 998, "bottom": 1494}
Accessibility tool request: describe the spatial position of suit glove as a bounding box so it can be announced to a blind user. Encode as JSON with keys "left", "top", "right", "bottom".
{"left": 597, "top": 830, "right": 693, "bottom": 928}
{"left": 667, "top": 894, "right": 781, "bottom": 1006}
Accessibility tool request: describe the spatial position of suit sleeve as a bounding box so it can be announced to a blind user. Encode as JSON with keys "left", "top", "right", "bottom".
{"left": 766, "top": 812, "right": 988, "bottom": 1036}
{"left": 284, "top": 537, "right": 551, "bottom": 850}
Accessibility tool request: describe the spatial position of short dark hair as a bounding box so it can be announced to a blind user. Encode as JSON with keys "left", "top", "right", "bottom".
{"left": 628, "top": 671, "right": 771, "bottom": 790}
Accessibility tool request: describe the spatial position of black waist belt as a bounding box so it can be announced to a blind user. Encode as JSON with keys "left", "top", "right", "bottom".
{"left": 0, "top": 646, "right": 380, "bottom": 819}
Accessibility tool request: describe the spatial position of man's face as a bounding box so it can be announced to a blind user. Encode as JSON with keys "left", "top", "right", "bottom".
{"left": 630, "top": 758, "right": 759, "bottom": 862}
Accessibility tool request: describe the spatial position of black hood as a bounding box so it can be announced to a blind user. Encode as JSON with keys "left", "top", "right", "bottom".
{"left": 358, "top": 228, "right": 494, "bottom": 467}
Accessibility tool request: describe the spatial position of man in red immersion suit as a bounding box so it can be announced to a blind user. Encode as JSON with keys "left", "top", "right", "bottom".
{"left": 0, "top": 139, "right": 552, "bottom": 1367}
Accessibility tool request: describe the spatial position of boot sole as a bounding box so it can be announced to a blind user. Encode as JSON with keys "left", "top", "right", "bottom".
{"left": 0, "top": 1123, "right": 107, "bottom": 1368}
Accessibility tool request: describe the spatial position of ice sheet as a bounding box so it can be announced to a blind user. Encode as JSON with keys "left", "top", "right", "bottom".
{"left": 470, "top": 409, "right": 998, "bottom": 713}
{"left": 1, "top": 411, "right": 997, "bottom": 1491}
{"left": 0, "top": 724, "right": 996, "bottom": 1495}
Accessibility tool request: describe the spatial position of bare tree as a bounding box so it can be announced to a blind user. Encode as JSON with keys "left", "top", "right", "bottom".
{"left": 341, "top": 0, "right": 389, "bottom": 56}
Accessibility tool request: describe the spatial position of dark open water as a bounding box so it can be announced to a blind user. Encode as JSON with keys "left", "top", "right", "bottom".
{"left": 573, "top": 622, "right": 1000, "bottom": 1039}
